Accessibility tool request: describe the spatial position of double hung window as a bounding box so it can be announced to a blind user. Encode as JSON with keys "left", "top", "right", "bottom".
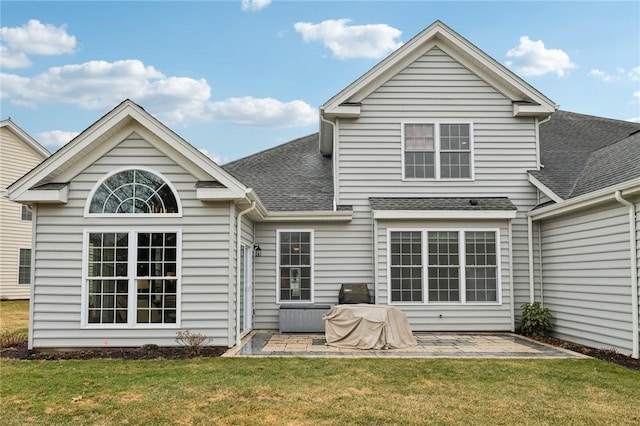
{"left": 277, "top": 231, "right": 313, "bottom": 302}
{"left": 403, "top": 123, "right": 472, "bottom": 179}
{"left": 18, "top": 248, "right": 31, "bottom": 285}
{"left": 389, "top": 230, "right": 499, "bottom": 304}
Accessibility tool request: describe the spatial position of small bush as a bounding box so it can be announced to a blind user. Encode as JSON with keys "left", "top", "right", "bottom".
{"left": 175, "top": 330, "right": 210, "bottom": 356}
{"left": 141, "top": 343, "right": 159, "bottom": 352}
{"left": 1, "top": 331, "right": 27, "bottom": 348}
{"left": 518, "top": 302, "right": 552, "bottom": 337}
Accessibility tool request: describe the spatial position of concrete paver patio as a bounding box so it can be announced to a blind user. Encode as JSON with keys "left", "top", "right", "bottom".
{"left": 223, "top": 330, "right": 586, "bottom": 358}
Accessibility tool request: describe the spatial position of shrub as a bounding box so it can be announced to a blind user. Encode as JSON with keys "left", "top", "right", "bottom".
{"left": 175, "top": 330, "right": 210, "bottom": 356}
{"left": 518, "top": 302, "right": 552, "bottom": 337}
{"left": 0, "top": 331, "right": 27, "bottom": 348}
{"left": 141, "top": 343, "right": 159, "bottom": 352}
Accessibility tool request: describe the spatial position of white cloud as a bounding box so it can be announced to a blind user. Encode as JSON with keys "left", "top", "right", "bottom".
{"left": 0, "top": 19, "right": 76, "bottom": 68}
{"left": 198, "top": 148, "right": 222, "bottom": 164}
{"left": 294, "top": 19, "right": 402, "bottom": 60}
{"left": 1, "top": 59, "right": 317, "bottom": 128}
{"left": 628, "top": 117, "right": 640, "bottom": 123}
{"left": 241, "top": 0, "right": 271, "bottom": 12}
{"left": 633, "top": 91, "right": 640, "bottom": 103}
{"left": 629, "top": 66, "right": 640, "bottom": 81}
{"left": 588, "top": 67, "right": 628, "bottom": 82}
{"left": 505, "top": 36, "right": 576, "bottom": 77}
{"left": 36, "top": 130, "right": 79, "bottom": 147}
{"left": 208, "top": 96, "right": 317, "bottom": 127}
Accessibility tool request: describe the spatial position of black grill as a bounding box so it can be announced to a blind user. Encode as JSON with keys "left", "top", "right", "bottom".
{"left": 338, "top": 283, "right": 373, "bottom": 304}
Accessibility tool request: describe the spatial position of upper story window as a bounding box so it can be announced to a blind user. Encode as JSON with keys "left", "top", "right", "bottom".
{"left": 88, "top": 169, "right": 180, "bottom": 215}
{"left": 403, "top": 123, "right": 473, "bottom": 180}
{"left": 21, "top": 205, "right": 32, "bottom": 221}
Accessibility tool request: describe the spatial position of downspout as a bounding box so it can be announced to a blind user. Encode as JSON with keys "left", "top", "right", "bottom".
{"left": 319, "top": 111, "right": 337, "bottom": 211}
{"left": 527, "top": 215, "right": 535, "bottom": 304}
{"left": 235, "top": 201, "right": 257, "bottom": 348}
{"left": 614, "top": 191, "right": 639, "bottom": 359}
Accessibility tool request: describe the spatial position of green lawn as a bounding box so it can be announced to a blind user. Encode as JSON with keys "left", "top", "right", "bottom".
{"left": 0, "top": 300, "right": 29, "bottom": 334}
{"left": 2, "top": 300, "right": 639, "bottom": 424}
{"left": 1, "top": 357, "right": 638, "bottom": 425}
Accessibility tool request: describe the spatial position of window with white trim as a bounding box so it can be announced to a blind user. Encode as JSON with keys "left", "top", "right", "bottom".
{"left": 88, "top": 169, "right": 179, "bottom": 214}
{"left": 86, "top": 231, "right": 179, "bottom": 325}
{"left": 389, "top": 230, "right": 499, "bottom": 303}
{"left": 277, "top": 231, "right": 312, "bottom": 302}
{"left": 18, "top": 248, "right": 31, "bottom": 285}
{"left": 403, "top": 123, "right": 472, "bottom": 179}
{"left": 21, "top": 205, "right": 32, "bottom": 221}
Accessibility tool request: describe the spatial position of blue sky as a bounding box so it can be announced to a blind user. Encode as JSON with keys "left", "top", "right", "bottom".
{"left": 1, "top": 1, "right": 639, "bottom": 163}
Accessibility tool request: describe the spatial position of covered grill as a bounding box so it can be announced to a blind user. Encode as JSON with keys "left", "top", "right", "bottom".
{"left": 338, "top": 283, "right": 373, "bottom": 304}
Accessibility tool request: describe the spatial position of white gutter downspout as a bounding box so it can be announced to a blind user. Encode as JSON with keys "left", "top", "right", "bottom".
{"left": 614, "top": 191, "right": 639, "bottom": 359}
{"left": 527, "top": 215, "right": 535, "bottom": 304}
{"left": 235, "top": 201, "right": 257, "bottom": 348}
{"left": 319, "top": 111, "right": 337, "bottom": 211}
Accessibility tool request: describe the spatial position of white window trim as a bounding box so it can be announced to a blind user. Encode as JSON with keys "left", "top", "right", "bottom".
{"left": 386, "top": 227, "right": 502, "bottom": 306}
{"left": 275, "top": 229, "right": 314, "bottom": 304}
{"left": 401, "top": 121, "right": 475, "bottom": 181}
{"left": 84, "top": 166, "right": 183, "bottom": 218}
{"left": 17, "top": 247, "right": 31, "bottom": 285}
{"left": 81, "top": 228, "right": 182, "bottom": 329}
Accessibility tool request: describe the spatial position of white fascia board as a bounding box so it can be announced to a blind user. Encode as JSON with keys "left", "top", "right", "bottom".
{"left": 513, "top": 103, "right": 556, "bottom": 117}
{"left": 262, "top": 210, "right": 353, "bottom": 222}
{"left": 528, "top": 174, "right": 563, "bottom": 203}
{"left": 10, "top": 185, "right": 68, "bottom": 203}
{"left": 196, "top": 187, "right": 246, "bottom": 201}
{"left": 373, "top": 209, "right": 517, "bottom": 220}
{"left": 321, "top": 104, "right": 361, "bottom": 119}
{"left": 529, "top": 178, "right": 640, "bottom": 221}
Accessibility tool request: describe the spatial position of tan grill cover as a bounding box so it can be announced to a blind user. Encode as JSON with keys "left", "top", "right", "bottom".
{"left": 324, "top": 304, "right": 417, "bottom": 349}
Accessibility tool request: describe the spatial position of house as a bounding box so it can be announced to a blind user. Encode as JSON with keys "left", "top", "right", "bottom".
{"left": 6, "top": 21, "right": 639, "bottom": 358}
{"left": 0, "top": 120, "right": 50, "bottom": 300}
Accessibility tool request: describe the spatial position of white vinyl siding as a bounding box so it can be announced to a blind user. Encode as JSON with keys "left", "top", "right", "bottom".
{"left": 335, "top": 47, "right": 538, "bottom": 323}
{"left": 1, "top": 126, "right": 47, "bottom": 300}
{"left": 30, "top": 131, "right": 234, "bottom": 348}
{"left": 540, "top": 203, "right": 635, "bottom": 356}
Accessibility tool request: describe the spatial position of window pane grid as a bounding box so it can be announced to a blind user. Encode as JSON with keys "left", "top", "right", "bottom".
{"left": 89, "top": 169, "right": 179, "bottom": 214}
{"left": 390, "top": 231, "right": 423, "bottom": 302}
{"left": 404, "top": 124, "right": 435, "bottom": 179}
{"left": 136, "top": 232, "right": 177, "bottom": 323}
{"left": 427, "top": 232, "right": 460, "bottom": 302}
{"left": 279, "top": 232, "right": 312, "bottom": 302}
{"left": 18, "top": 248, "right": 31, "bottom": 284}
{"left": 465, "top": 232, "right": 498, "bottom": 302}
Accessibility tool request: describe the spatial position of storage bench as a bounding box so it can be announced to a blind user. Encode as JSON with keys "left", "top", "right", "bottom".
{"left": 278, "top": 304, "right": 332, "bottom": 333}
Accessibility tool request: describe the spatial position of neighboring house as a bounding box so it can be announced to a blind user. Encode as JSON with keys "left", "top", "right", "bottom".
{"left": 6, "top": 21, "right": 639, "bottom": 358}
{"left": 0, "top": 120, "right": 50, "bottom": 300}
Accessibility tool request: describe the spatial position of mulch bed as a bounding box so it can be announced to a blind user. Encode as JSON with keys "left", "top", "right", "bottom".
{"left": 1, "top": 336, "right": 639, "bottom": 370}
{"left": 0, "top": 342, "right": 226, "bottom": 360}
{"left": 528, "top": 335, "right": 639, "bottom": 371}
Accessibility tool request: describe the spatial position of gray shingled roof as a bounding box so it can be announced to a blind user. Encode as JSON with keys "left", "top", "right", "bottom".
{"left": 369, "top": 197, "right": 517, "bottom": 211}
{"left": 571, "top": 131, "right": 640, "bottom": 197}
{"left": 222, "top": 133, "right": 333, "bottom": 211}
{"left": 531, "top": 111, "right": 640, "bottom": 199}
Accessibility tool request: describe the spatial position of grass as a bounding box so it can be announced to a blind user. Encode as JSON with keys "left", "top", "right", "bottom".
{"left": 0, "top": 300, "right": 29, "bottom": 334}
{"left": 1, "top": 357, "right": 639, "bottom": 425}
{"left": 2, "top": 299, "right": 639, "bottom": 424}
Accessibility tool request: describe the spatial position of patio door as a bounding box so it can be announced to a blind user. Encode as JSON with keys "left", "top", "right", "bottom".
{"left": 239, "top": 244, "right": 253, "bottom": 334}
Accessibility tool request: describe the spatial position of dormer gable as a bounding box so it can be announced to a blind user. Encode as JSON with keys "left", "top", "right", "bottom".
{"left": 319, "top": 20, "right": 557, "bottom": 156}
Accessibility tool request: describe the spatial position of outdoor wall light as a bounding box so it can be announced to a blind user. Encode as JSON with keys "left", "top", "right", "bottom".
{"left": 253, "top": 244, "right": 262, "bottom": 257}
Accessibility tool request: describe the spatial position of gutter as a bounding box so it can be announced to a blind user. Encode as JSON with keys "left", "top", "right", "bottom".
{"left": 614, "top": 191, "right": 639, "bottom": 359}
{"left": 235, "top": 201, "right": 257, "bottom": 348}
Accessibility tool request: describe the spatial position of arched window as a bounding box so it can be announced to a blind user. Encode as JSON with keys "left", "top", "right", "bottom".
{"left": 88, "top": 169, "right": 179, "bottom": 214}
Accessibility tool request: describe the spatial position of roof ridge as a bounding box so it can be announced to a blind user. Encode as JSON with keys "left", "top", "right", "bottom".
{"left": 555, "top": 110, "right": 640, "bottom": 127}
{"left": 222, "top": 132, "right": 318, "bottom": 167}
